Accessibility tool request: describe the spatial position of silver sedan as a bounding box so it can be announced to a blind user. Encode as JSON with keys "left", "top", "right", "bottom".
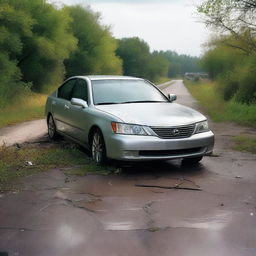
{"left": 45, "top": 76, "right": 214, "bottom": 163}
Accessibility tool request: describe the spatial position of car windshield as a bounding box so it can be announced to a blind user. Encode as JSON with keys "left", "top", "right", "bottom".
{"left": 91, "top": 79, "right": 168, "bottom": 105}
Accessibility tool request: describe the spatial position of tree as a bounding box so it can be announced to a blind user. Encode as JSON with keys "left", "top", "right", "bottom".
{"left": 0, "top": 0, "right": 78, "bottom": 93}
{"left": 201, "top": 36, "right": 256, "bottom": 103}
{"left": 198, "top": 0, "right": 256, "bottom": 54}
{"left": 64, "top": 5, "right": 122, "bottom": 77}
{"left": 156, "top": 50, "right": 201, "bottom": 77}
{"left": 149, "top": 52, "right": 169, "bottom": 81}
{"left": 0, "top": 2, "right": 33, "bottom": 107}
{"left": 116, "top": 37, "right": 168, "bottom": 81}
{"left": 116, "top": 37, "right": 150, "bottom": 78}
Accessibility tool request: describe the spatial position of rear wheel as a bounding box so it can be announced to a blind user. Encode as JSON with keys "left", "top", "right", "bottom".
{"left": 182, "top": 156, "right": 203, "bottom": 165}
{"left": 91, "top": 129, "right": 106, "bottom": 164}
{"left": 47, "top": 115, "right": 58, "bottom": 140}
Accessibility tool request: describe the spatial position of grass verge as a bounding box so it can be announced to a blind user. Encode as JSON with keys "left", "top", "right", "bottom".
{"left": 0, "top": 142, "right": 114, "bottom": 191}
{"left": 155, "top": 77, "right": 171, "bottom": 85}
{"left": 0, "top": 93, "right": 46, "bottom": 127}
{"left": 184, "top": 80, "right": 256, "bottom": 127}
{"left": 233, "top": 135, "right": 256, "bottom": 154}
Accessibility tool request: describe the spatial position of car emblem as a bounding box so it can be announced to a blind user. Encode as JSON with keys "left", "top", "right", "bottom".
{"left": 171, "top": 128, "right": 180, "bottom": 136}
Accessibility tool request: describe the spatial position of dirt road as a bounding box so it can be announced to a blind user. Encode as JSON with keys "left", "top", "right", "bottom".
{"left": 0, "top": 119, "right": 47, "bottom": 146}
{"left": 0, "top": 80, "right": 256, "bottom": 256}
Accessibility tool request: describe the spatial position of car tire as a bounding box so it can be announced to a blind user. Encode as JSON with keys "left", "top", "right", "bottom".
{"left": 91, "top": 129, "right": 107, "bottom": 164}
{"left": 47, "top": 114, "right": 58, "bottom": 140}
{"left": 182, "top": 156, "right": 203, "bottom": 165}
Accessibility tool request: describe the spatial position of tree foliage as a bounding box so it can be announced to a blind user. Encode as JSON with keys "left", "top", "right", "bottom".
{"left": 201, "top": 37, "right": 256, "bottom": 103}
{"left": 199, "top": 0, "right": 256, "bottom": 104}
{"left": 0, "top": 1, "right": 33, "bottom": 107}
{"left": 116, "top": 37, "right": 159, "bottom": 80}
{"left": 156, "top": 50, "right": 201, "bottom": 77}
{"left": 0, "top": 0, "right": 77, "bottom": 96}
{"left": 64, "top": 5, "right": 122, "bottom": 77}
{"left": 116, "top": 37, "right": 200, "bottom": 81}
{"left": 198, "top": 0, "right": 256, "bottom": 54}
{"left": 0, "top": 0, "right": 124, "bottom": 108}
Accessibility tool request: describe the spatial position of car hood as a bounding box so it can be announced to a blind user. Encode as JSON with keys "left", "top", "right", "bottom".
{"left": 95, "top": 103, "right": 206, "bottom": 126}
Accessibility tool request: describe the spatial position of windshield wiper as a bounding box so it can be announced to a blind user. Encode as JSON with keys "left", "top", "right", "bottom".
{"left": 121, "top": 100, "right": 167, "bottom": 104}
{"left": 96, "top": 102, "right": 120, "bottom": 105}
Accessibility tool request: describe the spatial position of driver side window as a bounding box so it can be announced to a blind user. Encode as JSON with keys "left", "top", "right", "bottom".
{"left": 58, "top": 79, "right": 77, "bottom": 101}
{"left": 71, "top": 79, "right": 88, "bottom": 102}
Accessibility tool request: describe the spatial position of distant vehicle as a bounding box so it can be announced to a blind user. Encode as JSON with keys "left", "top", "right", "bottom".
{"left": 184, "top": 72, "right": 209, "bottom": 81}
{"left": 45, "top": 76, "right": 214, "bottom": 164}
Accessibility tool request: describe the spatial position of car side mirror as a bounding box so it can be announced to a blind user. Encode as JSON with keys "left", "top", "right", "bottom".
{"left": 168, "top": 94, "right": 177, "bottom": 102}
{"left": 71, "top": 98, "right": 88, "bottom": 108}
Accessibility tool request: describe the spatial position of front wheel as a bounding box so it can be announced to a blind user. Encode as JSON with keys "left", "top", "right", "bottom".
{"left": 47, "top": 115, "right": 58, "bottom": 140}
{"left": 182, "top": 156, "right": 203, "bottom": 165}
{"left": 91, "top": 129, "right": 107, "bottom": 164}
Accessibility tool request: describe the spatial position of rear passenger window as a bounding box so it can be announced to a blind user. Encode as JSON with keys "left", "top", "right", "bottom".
{"left": 71, "top": 79, "right": 88, "bottom": 102}
{"left": 58, "top": 79, "right": 76, "bottom": 100}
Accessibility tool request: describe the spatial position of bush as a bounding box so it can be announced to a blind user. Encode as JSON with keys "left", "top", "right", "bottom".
{"left": 201, "top": 36, "right": 256, "bottom": 104}
{"left": 235, "top": 55, "right": 256, "bottom": 104}
{"left": 217, "top": 70, "right": 239, "bottom": 101}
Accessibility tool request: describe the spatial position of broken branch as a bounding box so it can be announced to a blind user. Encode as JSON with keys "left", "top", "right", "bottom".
{"left": 135, "top": 184, "right": 202, "bottom": 191}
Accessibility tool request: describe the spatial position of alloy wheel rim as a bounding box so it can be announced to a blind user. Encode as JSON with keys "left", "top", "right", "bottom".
{"left": 92, "top": 132, "right": 103, "bottom": 163}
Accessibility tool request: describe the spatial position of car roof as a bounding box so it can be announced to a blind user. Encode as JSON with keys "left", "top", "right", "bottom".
{"left": 72, "top": 75, "right": 144, "bottom": 81}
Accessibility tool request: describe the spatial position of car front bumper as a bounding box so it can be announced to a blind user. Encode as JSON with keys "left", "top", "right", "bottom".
{"left": 106, "top": 131, "right": 214, "bottom": 161}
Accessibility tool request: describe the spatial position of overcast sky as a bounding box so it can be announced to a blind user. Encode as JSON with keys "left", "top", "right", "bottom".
{"left": 52, "top": 0, "right": 210, "bottom": 56}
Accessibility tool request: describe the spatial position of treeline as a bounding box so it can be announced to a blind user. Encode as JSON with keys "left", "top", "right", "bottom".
{"left": 0, "top": 0, "right": 199, "bottom": 108}
{"left": 157, "top": 51, "right": 201, "bottom": 77}
{"left": 0, "top": 0, "right": 122, "bottom": 108}
{"left": 198, "top": 0, "right": 256, "bottom": 104}
{"left": 116, "top": 37, "right": 201, "bottom": 80}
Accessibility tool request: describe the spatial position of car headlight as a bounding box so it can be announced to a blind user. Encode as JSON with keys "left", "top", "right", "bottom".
{"left": 111, "top": 122, "right": 151, "bottom": 135}
{"left": 195, "top": 120, "right": 210, "bottom": 134}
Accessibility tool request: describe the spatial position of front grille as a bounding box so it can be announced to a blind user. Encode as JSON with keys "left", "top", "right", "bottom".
{"left": 151, "top": 124, "right": 195, "bottom": 139}
{"left": 139, "top": 147, "right": 203, "bottom": 157}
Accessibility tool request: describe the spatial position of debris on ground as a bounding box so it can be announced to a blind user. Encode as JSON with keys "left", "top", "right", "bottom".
{"left": 26, "top": 161, "right": 33, "bottom": 166}
{"left": 235, "top": 175, "right": 242, "bottom": 179}
{"left": 208, "top": 152, "right": 221, "bottom": 157}
{"left": 114, "top": 168, "right": 122, "bottom": 174}
{"left": 15, "top": 143, "right": 21, "bottom": 149}
{"left": 135, "top": 184, "right": 202, "bottom": 191}
{"left": 147, "top": 226, "right": 161, "bottom": 232}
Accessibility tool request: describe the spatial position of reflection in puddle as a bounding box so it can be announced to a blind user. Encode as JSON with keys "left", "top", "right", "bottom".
{"left": 57, "top": 224, "right": 85, "bottom": 247}
{"left": 104, "top": 221, "right": 139, "bottom": 231}
{"left": 177, "top": 210, "right": 233, "bottom": 231}
{"left": 96, "top": 207, "right": 142, "bottom": 213}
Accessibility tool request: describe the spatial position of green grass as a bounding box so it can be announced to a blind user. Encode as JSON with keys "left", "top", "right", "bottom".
{"left": 185, "top": 80, "right": 256, "bottom": 127}
{"left": 233, "top": 135, "right": 256, "bottom": 154}
{"left": 0, "top": 142, "right": 114, "bottom": 191}
{"left": 0, "top": 93, "right": 46, "bottom": 127}
{"left": 155, "top": 77, "right": 171, "bottom": 85}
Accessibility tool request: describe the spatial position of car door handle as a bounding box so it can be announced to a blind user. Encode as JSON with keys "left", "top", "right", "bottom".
{"left": 64, "top": 104, "right": 70, "bottom": 109}
{"left": 52, "top": 100, "right": 56, "bottom": 105}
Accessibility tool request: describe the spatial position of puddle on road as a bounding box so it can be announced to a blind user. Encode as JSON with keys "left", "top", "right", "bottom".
{"left": 169, "top": 210, "right": 233, "bottom": 231}
{"left": 103, "top": 221, "right": 141, "bottom": 231}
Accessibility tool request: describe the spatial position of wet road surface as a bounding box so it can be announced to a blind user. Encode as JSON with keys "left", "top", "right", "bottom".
{"left": 0, "top": 80, "right": 256, "bottom": 256}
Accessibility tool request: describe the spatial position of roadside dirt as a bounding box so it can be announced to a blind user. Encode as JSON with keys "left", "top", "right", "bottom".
{"left": 0, "top": 80, "right": 256, "bottom": 256}
{"left": 0, "top": 119, "right": 47, "bottom": 146}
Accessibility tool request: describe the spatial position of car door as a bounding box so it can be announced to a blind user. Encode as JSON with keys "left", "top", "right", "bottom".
{"left": 53, "top": 78, "right": 77, "bottom": 134}
{"left": 67, "top": 78, "right": 91, "bottom": 142}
